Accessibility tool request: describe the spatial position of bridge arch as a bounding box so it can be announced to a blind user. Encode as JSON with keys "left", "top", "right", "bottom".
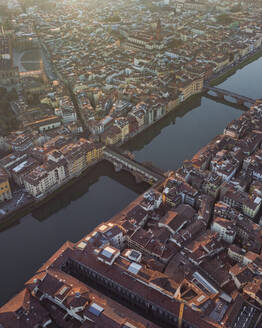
{"left": 205, "top": 86, "right": 256, "bottom": 108}
{"left": 224, "top": 95, "right": 238, "bottom": 104}
{"left": 207, "top": 90, "right": 219, "bottom": 97}
{"left": 103, "top": 148, "right": 164, "bottom": 185}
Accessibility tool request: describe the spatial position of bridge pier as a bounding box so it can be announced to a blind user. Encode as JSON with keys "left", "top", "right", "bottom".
{"left": 216, "top": 92, "right": 225, "bottom": 100}
{"left": 237, "top": 98, "right": 244, "bottom": 106}
{"left": 134, "top": 174, "right": 144, "bottom": 184}
{"left": 103, "top": 148, "right": 164, "bottom": 185}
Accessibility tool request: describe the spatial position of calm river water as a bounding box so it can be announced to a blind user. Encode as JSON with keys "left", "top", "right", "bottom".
{"left": 1, "top": 56, "right": 262, "bottom": 305}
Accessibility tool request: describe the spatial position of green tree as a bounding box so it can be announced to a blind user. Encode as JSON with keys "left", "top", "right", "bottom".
{"left": 216, "top": 14, "right": 233, "bottom": 25}
{"left": 231, "top": 4, "right": 242, "bottom": 12}
{"left": 168, "top": 39, "right": 183, "bottom": 49}
{"left": 0, "top": 100, "right": 19, "bottom": 135}
{"left": 105, "top": 15, "right": 121, "bottom": 23}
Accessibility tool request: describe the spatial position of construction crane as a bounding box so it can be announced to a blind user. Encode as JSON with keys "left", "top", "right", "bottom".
{"left": 161, "top": 170, "right": 175, "bottom": 204}
{"left": 175, "top": 284, "right": 202, "bottom": 328}
{"left": 178, "top": 302, "right": 185, "bottom": 328}
{"left": 161, "top": 176, "right": 169, "bottom": 204}
{"left": 175, "top": 286, "right": 185, "bottom": 328}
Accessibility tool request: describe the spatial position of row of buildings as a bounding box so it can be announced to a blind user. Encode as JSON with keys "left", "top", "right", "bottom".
{"left": 0, "top": 134, "right": 103, "bottom": 199}
{"left": 2, "top": 99, "right": 262, "bottom": 327}
{"left": 15, "top": 0, "right": 261, "bottom": 144}
{"left": 2, "top": 0, "right": 262, "bottom": 149}
{"left": 2, "top": 1, "right": 262, "bottom": 327}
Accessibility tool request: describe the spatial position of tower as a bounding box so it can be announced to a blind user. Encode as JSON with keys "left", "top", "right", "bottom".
{"left": 156, "top": 18, "right": 162, "bottom": 41}
{"left": 40, "top": 59, "right": 48, "bottom": 84}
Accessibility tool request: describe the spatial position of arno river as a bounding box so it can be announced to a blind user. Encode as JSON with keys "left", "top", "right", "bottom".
{"left": 1, "top": 56, "right": 262, "bottom": 305}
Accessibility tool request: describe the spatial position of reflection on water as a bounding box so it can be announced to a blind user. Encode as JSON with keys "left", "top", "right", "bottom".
{"left": 0, "top": 162, "right": 147, "bottom": 306}
{"left": 123, "top": 54, "right": 262, "bottom": 171}
{"left": 1, "top": 53, "right": 262, "bottom": 306}
{"left": 123, "top": 95, "right": 202, "bottom": 153}
{"left": 32, "top": 161, "right": 148, "bottom": 221}
{"left": 204, "top": 94, "right": 249, "bottom": 111}
{"left": 218, "top": 56, "right": 262, "bottom": 98}
{"left": 123, "top": 96, "right": 243, "bottom": 170}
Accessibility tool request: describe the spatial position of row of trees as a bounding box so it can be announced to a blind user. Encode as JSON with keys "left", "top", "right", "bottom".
{"left": 104, "top": 15, "right": 121, "bottom": 23}
{"left": 0, "top": 88, "right": 19, "bottom": 135}
{"left": 216, "top": 14, "right": 233, "bottom": 25}
{"left": 20, "top": 0, "right": 55, "bottom": 12}
{"left": 168, "top": 38, "right": 183, "bottom": 48}
{"left": 231, "top": 4, "right": 242, "bottom": 12}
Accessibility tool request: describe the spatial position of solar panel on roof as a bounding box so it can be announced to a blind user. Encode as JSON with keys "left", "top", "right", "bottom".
{"left": 123, "top": 323, "right": 138, "bottom": 328}
{"left": 102, "top": 249, "right": 113, "bottom": 258}
{"left": 128, "top": 262, "right": 142, "bottom": 275}
{"left": 88, "top": 303, "right": 104, "bottom": 317}
{"left": 101, "top": 246, "right": 115, "bottom": 258}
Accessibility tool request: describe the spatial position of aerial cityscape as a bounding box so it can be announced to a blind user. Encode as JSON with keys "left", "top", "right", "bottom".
{"left": 1, "top": 0, "right": 262, "bottom": 327}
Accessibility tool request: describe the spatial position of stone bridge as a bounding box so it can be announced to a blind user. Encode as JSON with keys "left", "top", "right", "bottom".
{"left": 204, "top": 86, "right": 256, "bottom": 108}
{"left": 103, "top": 147, "right": 165, "bottom": 185}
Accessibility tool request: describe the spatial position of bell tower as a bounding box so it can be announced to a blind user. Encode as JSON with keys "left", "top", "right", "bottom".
{"left": 156, "top": 18, "right": 162, "bottom": 41}
{"left": 40, "top": 59, "right": 48, "bottom": 84}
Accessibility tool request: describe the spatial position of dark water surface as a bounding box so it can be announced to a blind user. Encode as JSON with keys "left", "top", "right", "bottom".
{"left": 123, "top": 56, "right": 262, "bottom": 169}
{"left": 1, "top": 56, "right": 262, "bottom": 305}
{"left": 0, "top": 162, "right": 146, "bottom": 305}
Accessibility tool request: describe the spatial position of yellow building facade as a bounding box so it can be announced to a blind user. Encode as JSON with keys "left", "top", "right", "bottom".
{"left": 86, "top": 143, "right": 104, "bottom": 164}
{"left": 0, "top": 169, "right": 12, "bottom": 202}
